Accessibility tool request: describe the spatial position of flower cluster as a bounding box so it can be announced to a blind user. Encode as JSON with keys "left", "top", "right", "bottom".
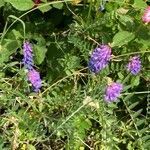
{"left": 88, "top": 45, "right": 111, "bottom": 73}
{"left": 23, "top": 41, "right": 34, "bottom": 70}
{"left": 127, "top": 56, "right": 141, "bottom": 75}
{"left": 88, "top": 44, "right": 142, "bottom": 103}
{"left": 27, "top": 69, "right": 42, "bottom": 92}
{"left": 87, "top": 3, "right": 150, "bottom": 102}
{"left": 142, "top": 6, "right": 150, "bottom": 23}
{"left": 23, "top": 41, "right": 42, "bottom": 92}
{"left": 104, "top": 82, "right": 123, "bottom": 102}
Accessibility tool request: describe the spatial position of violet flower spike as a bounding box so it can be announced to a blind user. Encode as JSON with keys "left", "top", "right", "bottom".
{"left": 27, "top": 69, "right": 42, "bottom": 92}
{"left": 127, "top": 56, "right": 141, "bottom": 75}
{"left": 104, "top": 82, "right": 123, "bottom": 102}
{"left": 23, "top": 41, "right": 34, "bottom": 70}
{"left": 88, "top": 45, "right": 111, "bottom": 73}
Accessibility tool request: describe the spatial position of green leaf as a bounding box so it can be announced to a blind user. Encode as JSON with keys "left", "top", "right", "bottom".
{"left": 118, "top": 72, "right": 124, "bottom": 80}
{"left": 12, "top": 29, "right": 23, "bottom": 39}
{"left": 143, "top": 142, "right": 150, "bottom": 149}
{"left": 52, "top": 3, "right": 63, "bottom": 9}
{"left": 39, "top": 3, "right": 52, "bottom": 13}
{"left": 140, "top": 127, "right": 149, "bottom": 134}
{"left": 132, "top": 109, "right": 143, "bottom": 118}
{"left": 123, "top": 94, "right": 133, "bottom": 102}
{"left": 118, "top": 15, "right": 134, "bottom": 29}
{"left": 34, "top": 45, "right": 47, "bottom": 65}
{"left": 0, "top": 0, "right": 4, "bottom": 8}
{"left": 148, "top": 55, "right": 150, "bottom": 62}
{"left": 8, "top": 15, "right": 25, "bottom": 37}
{"left": 27, "top": 144, "right": 36, "bottom": 150}
{"left": 142, "top": 135, "right": 150, "bottom": 141}
{"left": 111, "top": 31, "right": 135, "bottom": 47}
{"left": 133, "top": 0, "right": 147, "bottom": 9}
{"left": 5, "top": 0, "right": 34, "bottom": 11}
{"left": 136, "top": 119, "right": 145, "bottom": 126}
{"left": 128, "top": 101, "right": 139, "bottom": 110}
{"left": 0, "top": 40, "right": 19, "bottom": 63}
{"left": 131, "top": 76, "right": 140, "bottom": 87}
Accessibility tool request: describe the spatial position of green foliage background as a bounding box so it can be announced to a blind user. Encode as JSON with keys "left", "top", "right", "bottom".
{"left": 0, "top": 0, "right": 150, "bottom": 149}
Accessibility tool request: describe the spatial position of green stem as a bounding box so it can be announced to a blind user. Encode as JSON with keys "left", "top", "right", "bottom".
{"left": 37, "top": 99, "right": 92, "bottom": 142}
{"left": 114, "top": 50, "right": 150, "bottom": 59}
{"left": 0, "top": 0, "right": 72, "bottom": 44}
{"left": 0, "top": 20, "right": 8, "bottom": 44}
{"left": 87, "top": 0, "right": 92, "bottom": 22}
{"left": 122, "top": 91, "right": 150, "bottom": 96}
{"left": 122, "top": 98, "right": 144, "bottom": 149}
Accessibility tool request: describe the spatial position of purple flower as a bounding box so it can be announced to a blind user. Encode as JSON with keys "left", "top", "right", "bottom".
{"left": 88, "top": 45, "right": 111, "bottom": 73}
{"left": 23, "top": 41, "right": 34, "bottom": 70}
{"left": 127, "top": 56, "right": 141, "bottom": 75}
{"left": 27, "top": 69, "right": 42, "bottom": 92}
{"left": 104, "top": 82, "right": 123, "bottom": 102}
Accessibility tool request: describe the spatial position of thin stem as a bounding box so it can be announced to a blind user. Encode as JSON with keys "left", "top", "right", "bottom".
{"left": 0, "top": 0, "right": 72, "bottom": 44}
{"left": 122, "top": 99, "right": 144, "bottom": 149}
{"left": 122, "top": 91, "right": 150, "bottom": 96}
{"left": 49, "top": 103, "right": 87, "bottom": 137}
{"left": 0, "top": 20, "right": 8, "bottom": 44}
{"left": 38, "top": 99, "right": 92, "bottom": 142}
{"left": 65, "top": 1, "right": 84, "bottom": 25}
{"left": 87, "top": 0, "right": 92, "bottom": 22}
{"left": 113, "top": 51, "right": 150, "bottom": 59}
{"left": 41, "top": 67, "right": 88, "bottom": 95}
{"left": 77, "top": 136, "right": 93, "bottom": 150}
{"left": 87, "top": 36, "right": 100, "bottom": 45}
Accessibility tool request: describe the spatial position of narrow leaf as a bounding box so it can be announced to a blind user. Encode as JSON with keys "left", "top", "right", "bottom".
{"left": 136, "top": 119, "right": 145, "bottom": 127}
{"left": 142, "top": 135, "right": 150, "bottom": 141}
{"left": 128, "top": 101, "right": 139, "bottom": 110}
{"left": 140, "top": 127, "right": 149, "bottom": 134}
{"left": 132, "top": 109, "right": 143, "bottom": 118}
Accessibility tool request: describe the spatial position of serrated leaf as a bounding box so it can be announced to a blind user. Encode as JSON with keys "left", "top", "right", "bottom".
{"left": 34, "top": 45, "right": 47, "bottom": 65}
{"left": 5, "top": 0, "right": 34, "bottom": 11}
{"left": 111, "top": 31, "right": 135, "bottom": 47}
